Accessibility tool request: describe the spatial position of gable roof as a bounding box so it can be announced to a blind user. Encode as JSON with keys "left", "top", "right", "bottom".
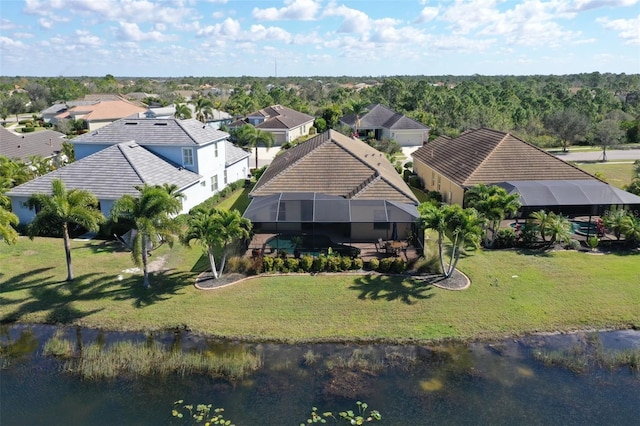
{"left": 341, "top": 104, "right": 429, "bottom": 131}
{"left": 0, "top": 127, "right": 66, "bottom": 161}
{"left": 251, "top": 129, "right": 418, "bottom": 204}
{"left": 247, "top": 104, "right": 314, "bottom": 130}
{"left": 7, "top": 142, "right": 201, "bottom": 200}
{"left": 411, "top": 128, "right": 595, "bottom": 187}
{"left": 72, "top": 118, "right": 229, "bottom": 147}
{"left": 225, "top": 141, "right": 250, "bottom": 167}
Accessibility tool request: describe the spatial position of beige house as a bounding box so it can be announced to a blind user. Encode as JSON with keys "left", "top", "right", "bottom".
{"left": 411, "top": 128, "right": 595, "bottom": 205}
{"left": 233, "top": 104, "right": 315, "bottom": 145}
{"left": 55, "top": 98, "right": 147, "bottom": 131}
{"left": 244, "top": 129, "right": 419, "bottom": 241}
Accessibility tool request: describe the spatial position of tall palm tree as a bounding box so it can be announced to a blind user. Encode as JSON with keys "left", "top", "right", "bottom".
{"left": 465, "top": 184, "right": 521, "bottom": 247}
{"left": 346, "top": 99, "right": 369, "bottom": 137}
{"left": 419, "top": 203, "right": 482, "bottom": 278}
{"left": 0, "top": 205, "right": 18, "bottom": 245}
{"left": 180, "top": 207, "right": 252, "bottom": 279}
{"left": 27, "top": 179, "right": 105, "bottom": 281}
{"left": 111, "top": 184, "right": 182, "bottom": 288}
{"left": 234, "top": 125, "right": 275, "bottom": 170}
{"left": 174, "top": 103, "right": 192, "bottom": 120}
{"left": 191, "top": 97, "right": 214, "bottom": 123}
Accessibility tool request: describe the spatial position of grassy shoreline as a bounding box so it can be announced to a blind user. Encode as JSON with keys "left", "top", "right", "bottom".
{"left": 1, "top": 236, "right": 639, "bottom": 345}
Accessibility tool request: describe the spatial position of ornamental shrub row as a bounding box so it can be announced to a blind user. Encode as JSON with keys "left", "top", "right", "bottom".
{"left": 230, "top": 254, "right": 407, "bottom": 275}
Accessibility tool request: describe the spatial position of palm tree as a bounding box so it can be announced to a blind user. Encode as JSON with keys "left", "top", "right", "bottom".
{"left": 191, "top": 97, "right": 214, "bottom": 123}
{"left": 1, "top": 156, "right": 33, "bottom": 188}
{"left": 27, "top": 179, "right": 105, "bottom": 281}
{"left": 529, "top": 210, "right": 553, "bottom": 242}
{"left": 234, "top": 125, "right": 275, "bottom": 170}
{"left": 174, "top": 103, "right": 192, "bottom": 120}
{"left": 346, "top": 99, "right": 369, "bottom": 137}
{"left": 111, "top": 184, "right": 182, "bottom": 288}
{"left": 602, "top": 206, "right": 628, "bottom": 240}
{"left": 0, "top": 205, "right": 18, "bottom": 245}
{"left": 419, "top": 203, "right": 482, "bottom": 278}
{"left": 546, "top": 213, "right": 572, "bottom": 245}
{"left": 180, "top": 207, "right": 252, "bottom": 280}
{"left": 465, "top": 184, "right": 521, "bottom": 247}
{"left": 621, "top": 214, "right": 640, "bottom": 245}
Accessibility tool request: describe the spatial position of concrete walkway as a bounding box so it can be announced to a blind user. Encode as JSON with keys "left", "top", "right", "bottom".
{"left": 553, "top": 149, "right": 640, "bottom": 162}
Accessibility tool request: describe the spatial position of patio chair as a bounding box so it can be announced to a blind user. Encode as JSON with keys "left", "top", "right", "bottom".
{"left": 375, "top": 238, "right": 385, "bottom": 253}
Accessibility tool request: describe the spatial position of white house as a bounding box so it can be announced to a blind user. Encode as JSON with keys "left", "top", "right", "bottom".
{"left": 7, "top": 118, "right": 250, "bottom": 224}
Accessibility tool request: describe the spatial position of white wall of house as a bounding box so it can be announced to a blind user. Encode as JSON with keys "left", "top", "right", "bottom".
{"left": 10, "top": 196, "right": 117, "bottom": 225}
{"left": 88, "top": 120, "right": 115, "bottom": 132}
{"left": 226, "top": 158, "right": 250, "bottom": 184}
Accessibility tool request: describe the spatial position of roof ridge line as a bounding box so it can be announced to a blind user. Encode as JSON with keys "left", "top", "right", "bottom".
{"left": 464, "top": 130, "right": 509, "bottom": 185}
{"left": 117, "top": 142, "right": 146, "bottom": 184}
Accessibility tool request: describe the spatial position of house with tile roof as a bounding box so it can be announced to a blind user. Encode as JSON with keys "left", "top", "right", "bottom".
{"left": 54, "top": 98, "right": 147, "bottom": 131}
{"left": 244, "top": 130, "right": 419, "bottom": 241}
{"left": 230, "top": 104, "right": 315, "bottom": 145}
{"left": 0, "top": 127, "right": 66, "bottom": 163}
{"left": 7, "top": 118, "right": 250, "bottom": 225}
{"left": 411, "top": 127, "right": 640, "bottom": 215}
{"left": 340, "top": 104, "right": 430, "bottom": 146}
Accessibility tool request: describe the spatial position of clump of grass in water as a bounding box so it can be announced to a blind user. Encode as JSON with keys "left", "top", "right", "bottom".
{"left": 533, "top": 334, "right": 640, "bottom": 374}
{"left": 43, "top": 337, "right": 261, "bottom": 380}
{"left": 42, "top": 331, "right": 75, "bottom": 358}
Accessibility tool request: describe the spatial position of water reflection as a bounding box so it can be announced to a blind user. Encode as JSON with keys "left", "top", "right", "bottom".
{"left": 1, "top": 325, "right": 638, "bottom": 425}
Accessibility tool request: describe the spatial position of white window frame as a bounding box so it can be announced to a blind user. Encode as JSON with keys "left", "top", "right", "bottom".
{"left": 182, "top": 147, "right": 194, "bottom": 166}
{"left": 211, "top": 175, "right": 218, "bottom": 192}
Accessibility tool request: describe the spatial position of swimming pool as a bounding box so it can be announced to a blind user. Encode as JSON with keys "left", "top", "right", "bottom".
{"left": 264, "top": 234, "right": 360, "bottom": 257}
{"left": 510, "top": 220, "right": 597, "bottom": 236}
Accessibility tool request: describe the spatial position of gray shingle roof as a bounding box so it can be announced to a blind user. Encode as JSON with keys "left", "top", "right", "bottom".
{"left": 251, "top": 130, "right": 418, "bottom": 204}
{"left": 0, "top": 127, "right": 66, "bottom": 161}
{"left": 7, "top": 142, "right": 201, "bottom": 200}
{"left": 72, "top": 118, "right": 229, "bottom": 147}
{"left": 341, "top": 104, "right": 429, "bottom": 130}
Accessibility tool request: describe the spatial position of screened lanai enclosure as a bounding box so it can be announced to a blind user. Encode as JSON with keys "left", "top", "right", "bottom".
{"left": 496, "top": 180, "right": 640, "bottom": 217}
{"left": 243, "top": 192, "right": 420, "bottom": 242}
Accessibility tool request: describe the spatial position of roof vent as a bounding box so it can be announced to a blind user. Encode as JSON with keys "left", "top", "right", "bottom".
{"left": 154, "top": 122, "right": 168, "bottom": 126}
{"left": 124, "top": 122, "right": 138, "bottom": 125}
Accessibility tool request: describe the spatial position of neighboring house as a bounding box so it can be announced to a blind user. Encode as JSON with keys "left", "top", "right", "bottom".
{"left": 0, "top": 127, "right": 66, "bottom": 163}
{"left": 244, "top": 129, "right": 419, "bottom": 241}
{"left": 231, "top": 104, "right": 315, "bottom": 145}
{"left": 411, "top": 127, "right": 640, "bottom": 215}
{"left": 144, "top": 105, "right": 232, "bottom": 129}
{"left": 54, "top": 99, "right": 147, "bottom": 131}
{"left": 7, "top": 118, "right": 250, "bottom": 225}
{"left": 340, "top": 104, "right": 430, "bottom": 146}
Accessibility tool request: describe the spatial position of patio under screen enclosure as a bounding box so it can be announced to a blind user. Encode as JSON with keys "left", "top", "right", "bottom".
{"left": 243, "top": 192, "right": 420, "bottom": 241}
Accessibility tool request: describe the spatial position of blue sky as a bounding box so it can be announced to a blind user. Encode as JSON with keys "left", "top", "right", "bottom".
{"left": 1, "top": 0, "right": 639, "bottom": 77}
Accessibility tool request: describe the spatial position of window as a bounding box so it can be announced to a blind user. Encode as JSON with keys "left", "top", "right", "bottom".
{"left": 211, "top": 175, "right": 218, "bottom": 192}
{"left": 224, "top": 170, "right": 228, "bottom": 185}
{"left": 182, "top": 148, "right": 194, "bottom": 166}
{"left": 214, "top": 142, "right": 219, "bottom": 158}
{"left": 437, "top": 176, "right": 441, "bottom": 191}
{"left": 431, "top": 171, "right": 435, "bottom": 187}
{"left": 201, "top": 180, "right": 206, "bottom": 187}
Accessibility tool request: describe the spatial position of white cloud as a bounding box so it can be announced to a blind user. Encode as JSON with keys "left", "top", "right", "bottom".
{"left": 0, "top": 36, "right": 26, "bottom": 50}
{"left": 76, "top": 29, "right": 103, "bottom": 47}
{"left": 197, "top": 18, "right": 292, "bottom": 44}
{"left": 415, "top": 6, "right": 439, "bottom": 24}
{"left": 597, "top": 15, "right": 640, "bottom": 44}
{"left": 249, "top": 25, "right": 292, "bottom": 43}
{"left": 197, "top": 17, "right": 241, "bottom": 37}
{"left": 561, "top": 0, "right": 640, "bottom": 13}
{"left": 323, "top": 3, "right": 372, "bottom": 34}
{"left": 39, "top": 18, "right": 53, "bottom": 29}
{"left": 117, "top": 22, "right": 174, "bottom": 42}
{"left": 440, "top": 0, "right": 501, "bottom": 35}
{"left": 252, "top": 0, "right": 320, "bottom": 21}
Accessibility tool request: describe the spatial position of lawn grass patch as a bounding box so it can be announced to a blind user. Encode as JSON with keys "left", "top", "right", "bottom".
{"left": 1, "top": 237, "right": 639, "bottom": 343}
{"left": 215, "top": 184, "right": 253, "bottom": 214}
{"left": 575, "top": 162, "right": 634, "bottom": 189}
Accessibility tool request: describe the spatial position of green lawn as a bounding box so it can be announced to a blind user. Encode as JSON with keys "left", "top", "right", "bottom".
{"left": 215, "top": 184, "right": 253, "bottom": 213}
{"left": 1, "top": 236, "right": 638, "bottom": 343}
{"left": 575, "top": 162, "right": 635, "bottom": 189}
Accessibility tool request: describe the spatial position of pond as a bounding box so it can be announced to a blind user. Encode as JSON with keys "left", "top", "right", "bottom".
{"left": 1, "top": 325, "right": 639, "bottom": 425}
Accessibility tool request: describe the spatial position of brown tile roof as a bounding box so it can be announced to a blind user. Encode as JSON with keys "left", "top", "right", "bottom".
{"left": 251, "top": 130, "right": 418, "bottom": 204}
{"left": 59, "top": 99, "right": 147, "bottom": 122}
{"left": 411, "top": 128, "right": 595, "bottom": 187}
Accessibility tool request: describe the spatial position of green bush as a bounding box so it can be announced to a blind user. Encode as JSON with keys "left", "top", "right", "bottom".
{"left": 262, "top": 256, "right": 274, "bottom": 273}
{"left": 327, "top": 256, "right": 342, "bottom": 272}
{"left": 379, "top": 257, "right": 394, "bottom": 273}
{"left": 352, "top": 258, "right": 364, "bottom": 270}
{"left": 312, "top": 255, "right": 327, "bottom": 272}
{"left": 404, "top": 161, "right": 413, "bottom": 169}
{"left": 18, "top": 119, "right": 31, "bottom": 125}
{"left": 285, "top": 257, "right": 300, "bottom": 272}
{"left": 391, "top": 258, "right": 407, "bottom": 273}
{"left": 409, "top": 175, "right": 422, "bottom": 189}
{"left": 252, "top": 166, "right": 267, "bottom": 181}
{"left": 368, "top": 258, "right": 380, "bottom": 271}
{"left": 412, "top": 256, "right": 440, "bottom": 274}
{"left": 249, "top": 256, "right": 263, "bottom": 275}
{"left": 273, "top": 257, "right": 285, "bottom": 272}
{"left": 340, "top": 256, "right": 352, "bottom": 271}
{"left": 494, "top": 228, "right": 517, "bottom": 249}
{"left": 299, "top": 255, "right": 313, "bottom": 272}
{"left": 425, "top": 190, "right": 442, "bottom": 203}
{"left": 21, "top": 126, "right": 36, "bottom": 133}
{"left": 403, "top": 169, "right": 412, "bottom": 182}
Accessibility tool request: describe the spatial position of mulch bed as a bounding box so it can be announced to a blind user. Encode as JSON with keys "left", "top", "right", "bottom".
{"left": 194, "top": 268, "right": 470, "bottom": 290}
